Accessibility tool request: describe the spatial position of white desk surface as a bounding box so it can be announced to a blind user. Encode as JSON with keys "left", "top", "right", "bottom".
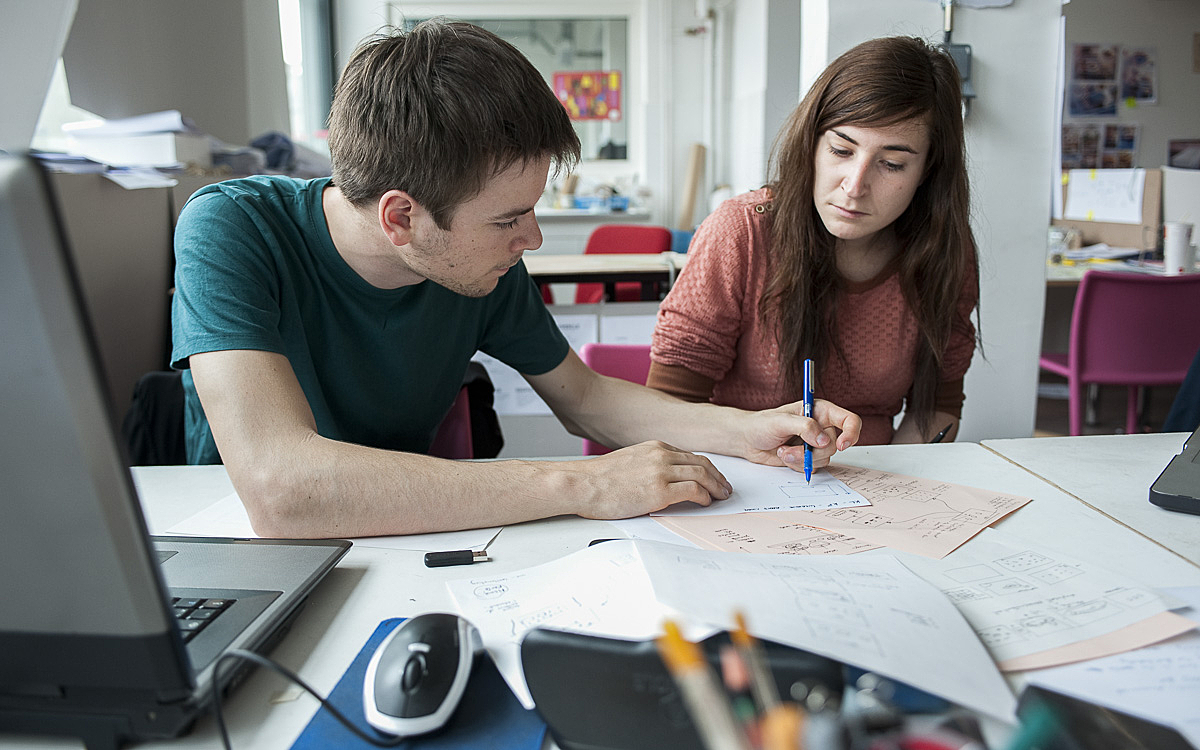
{"left": 6, "top": 440, "right": 1200, "bottom": 749}
{"left": 983, "top": 433, "right": 1199, "bottom": 567}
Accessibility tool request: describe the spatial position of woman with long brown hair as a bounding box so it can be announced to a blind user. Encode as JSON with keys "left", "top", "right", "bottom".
{"left": 649, "top": 36, "right": 980, "bottom": 446}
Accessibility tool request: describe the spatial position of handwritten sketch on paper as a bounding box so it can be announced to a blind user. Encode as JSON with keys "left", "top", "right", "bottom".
{"left": 653, "top": 463, "right": 1031, "bottom": 558}
{"left": 900, "top": 529, "right": 1187, "bottom": 666}
{"left": 649, "top": 453, "right": 869, "bottom": 517}
{"left": 655, "top": 514, "right": 881, "bottom": 556}
{"left": 446, "top": 540, "right": 1016, "bottom": 721}
{"left": 782, "top": 464, "right": 1031, "bottom": 557}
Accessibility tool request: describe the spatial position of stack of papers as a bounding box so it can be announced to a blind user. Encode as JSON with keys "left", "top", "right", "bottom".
{"left": 447, "top": 539, "right": 1019, "bottom": 721}
{"left": 1063, "top": 243, "right": 1142, "bottom": 261}
{"left": 63, "top": 110, "right": 211, "bottom": 169}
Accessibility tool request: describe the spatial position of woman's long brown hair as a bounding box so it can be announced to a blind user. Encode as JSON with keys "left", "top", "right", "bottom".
{"left": 763, "top": 36, "right": 979, "bottom": 434}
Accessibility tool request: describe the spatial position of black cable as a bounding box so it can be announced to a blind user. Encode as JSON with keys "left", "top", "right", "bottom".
{"left": 211, "top": 648, "right": 408, "bottom": 750}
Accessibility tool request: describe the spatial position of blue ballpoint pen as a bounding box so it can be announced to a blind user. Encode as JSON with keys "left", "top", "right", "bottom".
{"left": 803, "top": 358, "right": 814, "bottom": 483}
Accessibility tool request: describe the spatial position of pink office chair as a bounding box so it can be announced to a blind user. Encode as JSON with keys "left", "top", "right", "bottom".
{"left": 575, "top": 224, "right": 674, "bottom": 304}
{"left": 1038, "top": 270, "right": 1200, "bottom": 436}
{"left": 429, "top": 386, "right": 473, "bottom": 459}
{"left": 580, "top": 343, "right": 652, "bottom": 455}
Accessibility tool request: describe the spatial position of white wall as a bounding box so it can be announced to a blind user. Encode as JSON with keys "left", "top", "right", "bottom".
{"left": 1063, "top": 0, "right": 1200, "bottom": 169}
{"left": 58, "top": 0, "right": 288, "bottom": 146}
{"left": 818, "top": 0, "right": 1062, "bottom": 442}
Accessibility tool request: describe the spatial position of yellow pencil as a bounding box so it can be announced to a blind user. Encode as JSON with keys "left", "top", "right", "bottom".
{"left": 731, "top": 611, "right": 781, "bottom": 713}
{"left": 656, "top": 620, "right": 752, "bottom": 750}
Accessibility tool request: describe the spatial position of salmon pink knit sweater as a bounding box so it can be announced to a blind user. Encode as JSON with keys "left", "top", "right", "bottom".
{"left": 651, "top": 189, "right": 977, "bottom": 445}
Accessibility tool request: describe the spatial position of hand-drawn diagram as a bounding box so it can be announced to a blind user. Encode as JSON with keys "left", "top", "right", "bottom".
{"left": 902, "top": 531, "right": 1174, "bottom": 664}
{"left": 654, "top": 515, "right": 881, "bottom": 556}
{"left": 449, "top": 540, "right": 1017, "bottom": 721}
{"left": 745, "top": 465, "right": 1035, "bottom": 558}
{"left": 657, "top": 464, "right": 1030, "bottom": 558}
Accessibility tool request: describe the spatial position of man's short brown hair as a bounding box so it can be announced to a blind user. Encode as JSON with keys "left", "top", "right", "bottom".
{"left": 327, "top": 20, "right": 581, "bottom": 228}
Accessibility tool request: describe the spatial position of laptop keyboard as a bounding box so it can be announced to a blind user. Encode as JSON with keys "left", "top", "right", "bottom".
{"left": 172, "top": 596, "right": 237, "bottom": 641}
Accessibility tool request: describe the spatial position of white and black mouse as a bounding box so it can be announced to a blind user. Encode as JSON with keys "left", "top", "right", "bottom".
{"left": 362, "top": 612, "right": 482, "bottom": 737}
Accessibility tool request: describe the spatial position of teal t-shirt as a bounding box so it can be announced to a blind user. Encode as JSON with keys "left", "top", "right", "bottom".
{"left": 171, "top": 176, "right": 568, "bottom": 464}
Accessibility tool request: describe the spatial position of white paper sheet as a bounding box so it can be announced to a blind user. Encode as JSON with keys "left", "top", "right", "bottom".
{"left": 598, "top": 314, "right": 656, "bottom": 344}
{"left": 650, "top": 453, "right": 869, "bottom": 517}
{"left": 447, "top": 540, "right": 1016, "bottom": 722}
{"left": 1063, "top": 168, "right": 1146, "bottom": 224}
{"left": 605, "top": 515, "right": 700, "bottom": 547}
{"left": 1027, "top": 587, "right": 1200, "bottom": 748}
{"left": 900, "top": 528, "right": 1176, "bottom": 662}
{"left": 165, "top": 492, "right": 502, "bottom": 552}
{"left": 474, "top": 312, "right": 598, "bottom": 416}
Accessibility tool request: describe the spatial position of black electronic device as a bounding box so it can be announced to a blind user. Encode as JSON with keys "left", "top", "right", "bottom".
{"left": 1149, "top": 425, "right": 1200, "bottom": 515}
{"left": 362, "top": 613, "right": 483, "bottom": 737}
{"left": 521, "top": 627, "right": 844, "bottom": 750}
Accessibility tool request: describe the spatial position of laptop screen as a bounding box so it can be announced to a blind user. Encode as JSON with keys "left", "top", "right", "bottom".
{"left": 0, "top": 154, "right": 182, "bottom": 655}
{"left": 0, "top": 153, "right": 351, "bottom": 749}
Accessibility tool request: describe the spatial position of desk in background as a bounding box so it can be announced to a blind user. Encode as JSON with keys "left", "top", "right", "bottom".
{"left": 983, "top": 433, "right": 1199, "bottom": 566}
{"left": 523, "top": 252, "right": 687, "bottom": 302}
{"left": 5, "top": 439, "right": 1199, "bottom": 750}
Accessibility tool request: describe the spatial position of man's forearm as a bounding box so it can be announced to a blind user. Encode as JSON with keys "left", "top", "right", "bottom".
{"left": 229, "top": 436, "right": 582, "bottom": 538}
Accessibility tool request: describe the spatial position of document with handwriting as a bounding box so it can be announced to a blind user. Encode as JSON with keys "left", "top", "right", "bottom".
{"left": 655, "top": 514, "right": 880, "bottom": 555}
{"left": 657, "top": 463, "right": 1030, "bottom": 558}
{"left": 446, "top": 540, "right": 1015, "bottom": 721}
{"left": 900, "top": 528, "right": 1187, "bottom": 665}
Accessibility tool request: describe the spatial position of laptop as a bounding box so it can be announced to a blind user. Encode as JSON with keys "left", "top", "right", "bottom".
{"left": 0, "top": 153, "right": 351, "bottom": 748}
{"left": 1149, "top": 425, "right": 1200, "bottom": 515}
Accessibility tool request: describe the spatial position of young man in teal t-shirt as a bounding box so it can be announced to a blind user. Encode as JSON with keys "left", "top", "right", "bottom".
{"left": 171, "top": 21, "right": 862, "bottom": 538}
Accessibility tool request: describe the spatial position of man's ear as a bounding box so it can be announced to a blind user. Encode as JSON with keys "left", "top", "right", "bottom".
{"left": 378, "top": 190, "right": 420, "bottom": 247}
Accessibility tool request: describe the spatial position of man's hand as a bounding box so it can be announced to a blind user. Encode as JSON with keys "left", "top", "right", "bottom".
{"left": 561, "top": 441, "right": 733, "bottom": 519}
{"left": 739, "top": 398, "right": 862, "bottom": 471}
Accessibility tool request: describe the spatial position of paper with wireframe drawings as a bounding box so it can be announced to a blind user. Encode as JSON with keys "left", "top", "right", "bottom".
{"left": 900, "top": 528, "right": 1183, "bottom": 664}
{"left": 648, "top": 453, "right": 869, "bottom": 517}
{"left": 745, "top": 463, "right": 1032, "bottom": 558}
{"left": 446, "top": 539, "right": 1016, "bottom": 722}
{"left": 653, "top": 513, "right": 881, "bottom": 556}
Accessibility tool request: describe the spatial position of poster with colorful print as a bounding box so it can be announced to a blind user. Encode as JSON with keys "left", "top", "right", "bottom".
{"left": 553, "top": 70, "right": 622, "bottom": 121}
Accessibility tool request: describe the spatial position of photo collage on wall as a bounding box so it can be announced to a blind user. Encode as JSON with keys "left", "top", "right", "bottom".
{"left": 1062, "top": 43, "right": 1154, "bottom": 170}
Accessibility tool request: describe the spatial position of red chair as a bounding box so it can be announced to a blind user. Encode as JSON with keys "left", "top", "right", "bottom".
{"left": 575, "top": 224, "right": 674, "bottom": 304}
{"left": 429, "top": 386, "right": 473, "bottom": 459}
{"left": 1038, "top": 270, "right": 1200, "bottom": 436}
{"left": 580, "top": 343, "right": 652, "bottom": 455}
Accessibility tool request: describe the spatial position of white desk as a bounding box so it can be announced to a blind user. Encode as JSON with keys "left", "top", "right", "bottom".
{"left": 523, "top": 252, "right": 688, "bottom": 301}
{"left": 983, "top": 433, "right": 1200, "bottom": 567}
{"left": 5, "top": 441, "right": 1200, "bottom": 749}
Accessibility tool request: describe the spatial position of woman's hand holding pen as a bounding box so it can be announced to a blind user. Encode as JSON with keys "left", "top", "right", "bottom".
{"left": 740, "top": 398, "right": 862, "bottom": 472}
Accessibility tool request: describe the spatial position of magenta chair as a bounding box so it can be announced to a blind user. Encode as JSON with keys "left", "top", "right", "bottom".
{"left": 575, "top": 224, "right": 674, "bottom": 304}
{"left": 580, "top": 343, "right": 652, "bottom": 455}
{"left": 1038, "top": 270, "right": 1200, "bottom": 436}
{"left": 429, "top": 386, "right": 473, "bottom": 459}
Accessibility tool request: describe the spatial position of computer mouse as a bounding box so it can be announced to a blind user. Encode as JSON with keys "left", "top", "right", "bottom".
{"left": 362, "top": 612, "right": 482, "bottom": 737}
